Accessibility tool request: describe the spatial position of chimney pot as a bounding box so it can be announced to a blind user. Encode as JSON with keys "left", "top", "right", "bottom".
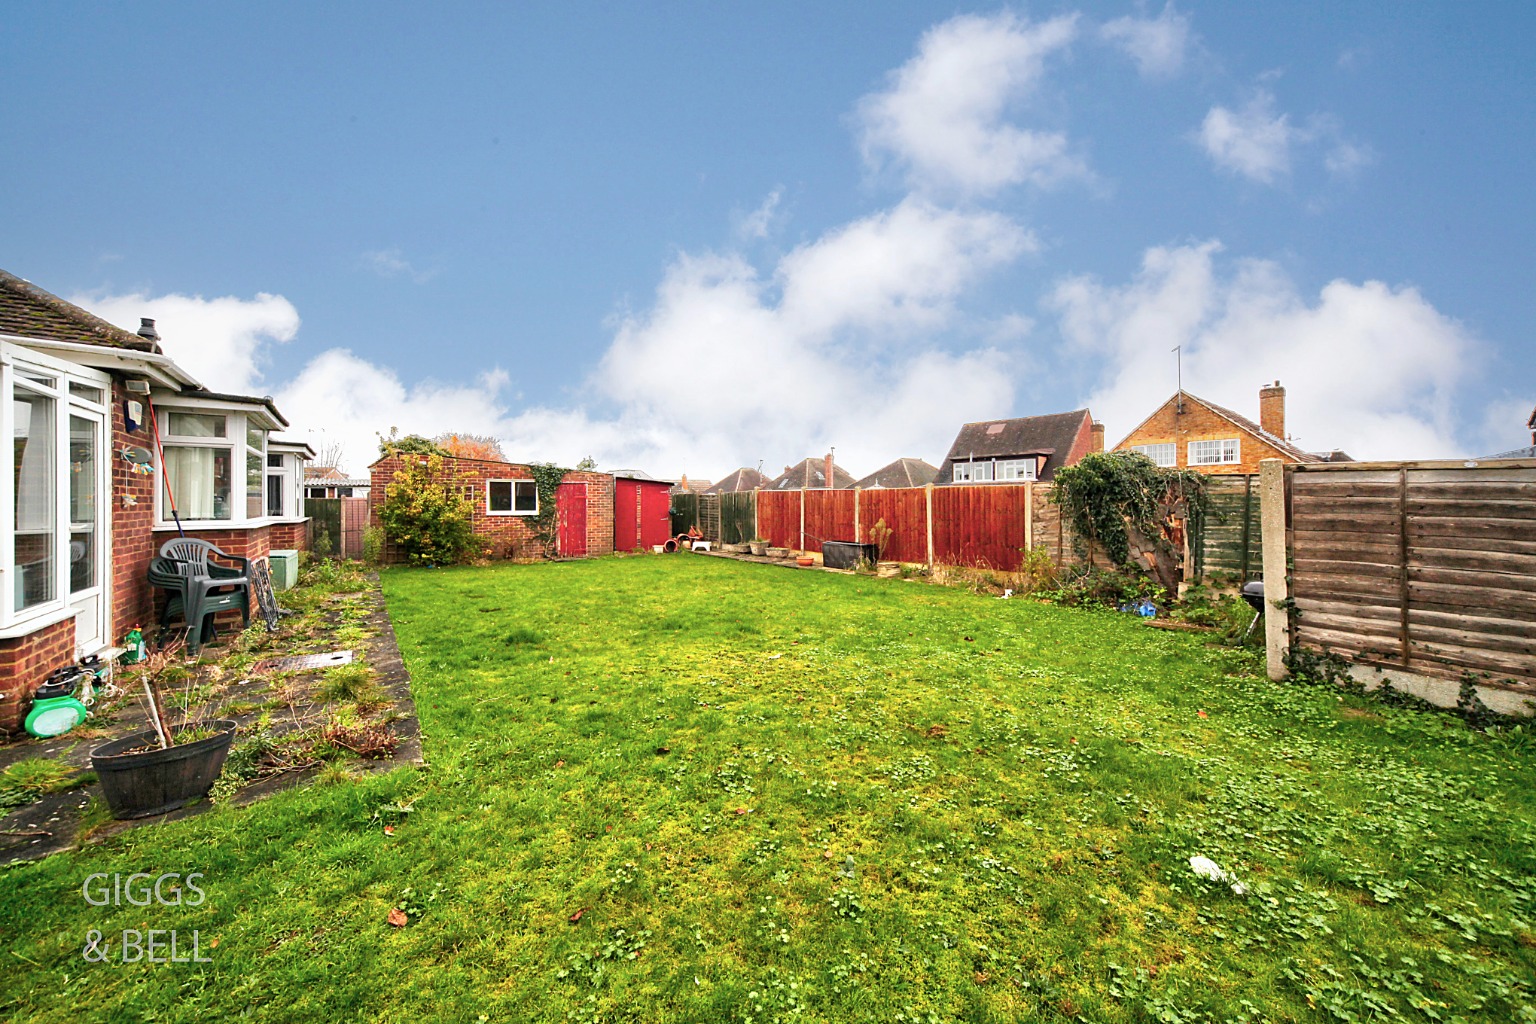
{"left": 137, "top": 317, "right": 160, "bottom": 342}
{"left": 1090, "top": 420, "right": 1106, "bottom": 454}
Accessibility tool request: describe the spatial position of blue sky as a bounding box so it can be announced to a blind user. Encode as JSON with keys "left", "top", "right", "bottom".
{"left": 3, "top": 2, "right": 1532, "bottom": 475}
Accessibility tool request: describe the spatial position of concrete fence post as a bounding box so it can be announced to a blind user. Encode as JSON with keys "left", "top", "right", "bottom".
{"left": 1259, "top": 458, "right": 1290, "bottom": 680}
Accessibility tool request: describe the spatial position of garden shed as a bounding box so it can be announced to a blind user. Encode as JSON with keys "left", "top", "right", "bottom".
{"left": 610, "top": 472, "right": 673, "bottom": 552}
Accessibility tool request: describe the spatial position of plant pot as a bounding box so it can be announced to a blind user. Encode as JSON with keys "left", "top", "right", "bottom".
{"left": 766, "top": 547, "right": 790, "bottom": 559}
{"left": 91, "top": 720, "right": 237, "bottom": 820}
{"left": 796, "top": 556, "right": 815, "bottom": 567}
{"left": 748, "top": 541, "right": 768, "bottom": 556}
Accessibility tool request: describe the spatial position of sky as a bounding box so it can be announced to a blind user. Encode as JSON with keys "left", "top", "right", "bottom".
{"left": 3, "top": 2, "right": 1533, "bottom": 477}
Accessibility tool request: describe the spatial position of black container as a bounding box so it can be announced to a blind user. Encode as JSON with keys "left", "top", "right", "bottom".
{"left": 822, "top": 541, "right": 879, "bottom": 570}
{"left": 90, "top": 721, "right": 237, "bottom": 819}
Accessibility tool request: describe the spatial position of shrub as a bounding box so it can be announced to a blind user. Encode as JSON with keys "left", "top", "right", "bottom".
{"left": 377, "top": 453, "right": 483, "bottom": 565}
{"left": 362, "top": 526, "right": 384, "bottom": 564}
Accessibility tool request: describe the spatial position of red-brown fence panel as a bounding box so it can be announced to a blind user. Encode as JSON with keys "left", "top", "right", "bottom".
{"left": 858, "top": 488, "right": 928, "bottom": 563}
{"left": 803, "top": 490, "right": 856, "bottom": 550}
{"left": 756, "top": 490, "right": 801, "bottom": 549}
{"left": 932, "top": 485, "right": 1030, "bottom": 571}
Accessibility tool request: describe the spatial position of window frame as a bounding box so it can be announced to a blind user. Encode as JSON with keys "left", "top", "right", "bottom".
{"left": 486, "top": 478, "right": 538, "bottom": 516}
{"left": 152, "top": 397, "right": 283, "bottom": 529}
{"left": 1132, "top": 443, "right": 1177, "bottom": 468}
{"left": 0, "top": 342, "right": 110, "bottom": 637}
{"left": 1188, "top": 438, "right": 1242, "bottom": 466}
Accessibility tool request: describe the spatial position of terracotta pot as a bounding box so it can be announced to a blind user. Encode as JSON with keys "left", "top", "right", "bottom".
{"left": 796, "top": 556, "right": 815, "bottom": 567}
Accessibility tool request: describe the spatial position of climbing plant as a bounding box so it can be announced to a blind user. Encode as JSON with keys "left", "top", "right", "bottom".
{"left": 377, "top": 453, "right": 482, "bottom": 565}
{"left": 528, "top": 462, "right": 571, "bottom": 557}
{"left": 1050, "top": 451, "right": 1209, "bottom": 593}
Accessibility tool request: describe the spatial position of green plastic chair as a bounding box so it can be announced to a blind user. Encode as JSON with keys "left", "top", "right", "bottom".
{"left": 148, "top": 539, "right": 252, "bottom": 653}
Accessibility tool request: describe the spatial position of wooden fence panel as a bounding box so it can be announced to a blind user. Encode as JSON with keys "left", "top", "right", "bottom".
{"left": 932, "top": 485, "right": 1030, "bottom": 570}
{"left": 1200, "top": 475, "right": 1259, "bottom": 581}
{"left": 802, "top": 490, "right": 856, "bottom": 551}
{"left": 858, "top": 488, "right": 929, "bottom": 563}
{"left": 756, "top": 490, "right": 801, "bottom": 549}
{"left": 720, "top": 492, "right": 755, "bottom": 544}
{"left": 1286, "top": 462, "right": 1536, "bottom": 694}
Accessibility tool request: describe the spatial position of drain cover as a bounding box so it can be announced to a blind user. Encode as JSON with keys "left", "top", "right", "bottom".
{"left": 253, "top": 650, "right": 354, "bottom": 673}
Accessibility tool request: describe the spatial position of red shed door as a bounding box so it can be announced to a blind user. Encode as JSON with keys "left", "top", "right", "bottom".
{"left": 557, "top": 482, "right": 588, "bottom": 557}
{"left": 640, "top": 482, "right": 672, "bottom": 550}
{"left": 614, "top": 479, "right": 640, "bottom": 551}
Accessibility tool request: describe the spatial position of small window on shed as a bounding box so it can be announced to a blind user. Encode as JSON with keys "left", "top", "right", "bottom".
{"left": 488, "top": 479, "right": 538, "bottom": 515}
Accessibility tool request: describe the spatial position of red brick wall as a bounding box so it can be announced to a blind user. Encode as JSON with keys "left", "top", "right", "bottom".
{"left": 1114, "top": 395, "right": 1300, "bottom": 475}
{"left": 0, "top": 618, "right": 75, "bottom": 733}
{"left": 112, "top": 380, "right": 159, "bottom": 641}
{"left": 369, "top": 455, "right": 615, "bottom": 562}
{"left": 268, "top": 521, "right": 309, "bottom": 550}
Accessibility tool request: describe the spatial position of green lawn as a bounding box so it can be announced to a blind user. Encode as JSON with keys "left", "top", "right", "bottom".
{"left": 4, "top": 555, "right": 1534, "bottom": 1023}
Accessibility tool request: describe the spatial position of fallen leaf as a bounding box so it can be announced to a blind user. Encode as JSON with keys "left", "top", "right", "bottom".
{"left": 1197, "top": 710, "right": 1208, "bottom": 718}
{"left": 383, "top": 825, "right": 395, "bottom": 835}
{"left": 1069, "top": 737, "right": 1078, "bottom": 744}
{"left": 209, "top": 937, "right": 220, "bottom": 949}
{"left": 734, "top": 807, "right": 751, "bottom": 815}
{"left": 554, "top": 760, "right": 565, "bottom": 768}
{"left": 568, "top": 907, "right": 588, "bottom": 924}
{"left": 388, "top": 908, "right": 408, "bottom": 928}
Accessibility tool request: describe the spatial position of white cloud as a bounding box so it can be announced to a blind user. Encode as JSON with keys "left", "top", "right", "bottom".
{"left": 1048, "top": 241, "right": 1482, "bottom": 460}
{"left": 77, "top": 289, "right": 300, "bottom": 395}
{"left": 362, "top": 247, "right": 438, "bottom": 284}
{"left": 857, "top": 11, "right": 1084, "bottom": 196}
{"left": 735, "top": 188, "right": 784, "bottom": 241}
{"left": 1323, "top": 138, "right": 1374, "bottom": 178}
{"left": 1197, "top": 91, "right": 1296, "bottom": 184}
{"left": 1100, "top": 3, "right": 1192, "bottom": 79}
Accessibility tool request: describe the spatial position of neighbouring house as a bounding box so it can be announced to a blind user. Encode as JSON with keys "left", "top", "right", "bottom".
{"left": 853, "top": 458, "right": 939, "bottom": 490}
{"left": 1111, "top": 382, "right": 1327, "bottom": 475}
{"left": 705, "top": 467, "right": 769, "bottom": 494}
{"left": 0, "top": 269, "right": 310, "bottom": 732}
{"left": 766, "top": 455, "right": 856, "bottom": 490}
{"left": 304, "top": 464, "right": 371, "bottom": 499}
{"left": 667, "top": 474, "right": 712, "bottom": 497}
{"left": 610, "top": 471, "right": 673, "bottom": 552}
{"left": 1482, "top": 404, "right": 1536, "bottom": 460}
{"left": 935, "top": 410, "right": 1099, "bottom": 485}
{"left": 368, "top": 453, "right": 613, "bottom": 561}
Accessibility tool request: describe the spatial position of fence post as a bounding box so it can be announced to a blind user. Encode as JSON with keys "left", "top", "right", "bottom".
{"left": 799, "top": 489, "right": 806, "bottom": 552}
{"left": 1024, "top": 482, "right": 1033, "bottom": 554}
{"left": 1259, "top": 458, "right": 1289, "bottom": 680}
{"left": 752, "top": 488, "right": 759, "bottom": 542}
{"left": 854, "top": 488, "right": 861, "bottom": 542}
{"left": 925, "top": 483, "right": 935, "bottom": 568}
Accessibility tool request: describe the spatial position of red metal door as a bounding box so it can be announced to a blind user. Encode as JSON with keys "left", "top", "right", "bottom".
{"left": 614, "top": 479, "right": 639, "bottom": 552}
{"left": 557, "top": 482, "right": 588, "bottom": 557}
{"left": 640, "top": 482, "right": 671, "bottom": 550}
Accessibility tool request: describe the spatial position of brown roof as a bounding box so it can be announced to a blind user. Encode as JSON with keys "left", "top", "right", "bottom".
{"left": 852, "top": 458, "right": 938, "bottom": 489}
{"left": 936, "top": 410, "right": 1092, "bottom": 483}
{"left": 766, "top": 458, "right": 856, "bottom": 490}
{"left": 1195, "top": 394, "right": 1321, "bottom": 463}
{"left": 667, "top": 476, "right": 712, "bottom": 495}
{"left": 705, "top": 467, "right": 770, "bottom": 493}
{"left": 0, "top": 269, "right": 160, "bottom": 352}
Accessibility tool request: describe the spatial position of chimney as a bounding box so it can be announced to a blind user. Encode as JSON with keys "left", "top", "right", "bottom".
{"left": 137, "top": 318, "right": 160, "bottom": 343}
{"left": 824, "top": 452, "right": 835, "bottom": 488}
{"left": 1259, "top": 380, "right": 1286, "bottom": 438}
{"left": 1090, "top": 420, "right": 1105, "bottom": 453}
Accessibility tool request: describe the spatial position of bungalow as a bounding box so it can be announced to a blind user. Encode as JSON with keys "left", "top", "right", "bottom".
{"left": 766, "top": 455, "right": 856, "bottom": 490}
{"left": 935, "top": 410, "right": 1100, "bottom": 484}
{"left": 852, "top": 458, "right": 938, "bottom": 489}
{"left": 0, "top": 269, "right": 310, "bottom": 732}
{"left": 1111, "top": 382, "right": 1328, "bottom": 474}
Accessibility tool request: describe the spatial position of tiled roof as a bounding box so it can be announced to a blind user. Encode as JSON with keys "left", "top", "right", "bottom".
{"left": 1196, "top": 394, "right": 1322, "bottom": 463}
{"left": 1485, "top": 445, "right": 1536, "bottom": 460}
{"left": 0, "top": 269, "right": 159, "bottom": 352}
{"left": 852, "top": 458, "right": 938, "bottom": 489}
{"left": 766, "top": 458, "right": 856, "bottom": 490}
{"left": 705, "top": 467, "right": 770, "bottom": 493}
{"left": 936, "top": 410, "right": 1091, "bottom": 483}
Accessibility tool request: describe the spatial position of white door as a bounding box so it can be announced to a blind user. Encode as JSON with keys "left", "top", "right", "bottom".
{"left": 67, "top": 409, "right": 109, "bottom": 655}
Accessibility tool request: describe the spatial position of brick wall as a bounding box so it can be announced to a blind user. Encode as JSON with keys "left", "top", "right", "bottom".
{"left": 369, "top": 455, "right": 615, "bottom": 562}
{"left": 0, "top": 618, "right": 75, "bottom": 733}
{"left": 1114, "top": 396, "right": 1298, "bottom": 475}
{"left": 112, "top": 380, "right": 159, "bottom": 640}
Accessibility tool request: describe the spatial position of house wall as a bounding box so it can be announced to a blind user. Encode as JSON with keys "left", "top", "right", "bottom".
{"left": 369, "top": 455, "right": 614, "bottom": 562}
{"left": 0, "top": 619, "right": 75, "bottom": 733}
{"left": 1115, "top": 398, "right": 1297, "bottom": 475}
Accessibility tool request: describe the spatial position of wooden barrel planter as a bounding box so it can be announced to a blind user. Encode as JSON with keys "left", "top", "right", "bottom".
{"left": 91, "top": 721, "right": 237, "bottom": 819}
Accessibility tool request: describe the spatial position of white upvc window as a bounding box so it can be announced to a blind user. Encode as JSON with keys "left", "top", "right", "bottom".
{"left": 265, "top": 451, "right": 307, "bottom": 519}
{"left": 154, "top": 400, "right": 279, "bottom": 527}
{"left": 953, "top": 461, "right": 994, "bottom": 482}
{"left": 487, "top": 479, "right": 538, "bottom": 515}
{"left": 1, "top": 343, "right": 110, "bottom": 638}
{"left": 1132, "top": 443, "right": 1177, "bottom": 467}
{"left": 1189, "top": 438, "right": 1241, "bottom": 466}
{"left": 995, "top": 459, "right": 1037, "bottom": 481}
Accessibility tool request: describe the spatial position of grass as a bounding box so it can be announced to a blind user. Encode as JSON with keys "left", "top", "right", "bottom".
{"left": 1, "top": 555, "right": 1533, "bottom": 1022}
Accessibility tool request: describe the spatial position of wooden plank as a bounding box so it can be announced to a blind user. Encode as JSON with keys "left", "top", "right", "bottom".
{"left": 1409, "top": 534, "right": 1536, "bottom": 558}
{"left": 1407, "top": 581, "right": 1536, "bottom": 617}
{"left": 1293, "top": 570, "right": 1404, "bottom": 600}
{"left": 1405, "top": 640, "right": 1536, "bottom": 685}
{"left": 1290, "top": 480, "right": 1402, "bottom": 498}
{"left": 1405, "top": 480, "right": 1536, "bottom": 501}
{"left": 1294, "top": 595, "right": 1402, "bottom": 622}
{"left": 1291, "top": 533, "right": 1402, "bottom": 559}
{"left": 1293, "top": 494, "right": 1401, "bottom": 515}
{"left": 1291, "top": 514, "right": 1402, "bottom": 533}
{"left": 1409, "top": 607, "right": 1536, "bottom": 640}
{"left": 1294, "top": 624, "right": 1403, "bottom": 660}
{"left": 1296, "top": 610, "right": 1404, "bottom": 639}
{"left": 1410, "top": 565, "right": 1536, "bottom": 594}
{"left": 1412, "top": 546, "right": 1536, "bottom": 575}
{"left": 1294, "top": 459, "right": 1536, "bottom": 474}
{"left": 1406, "top": 498, "right": 1536, "bottom": 521}
{"left": 1408, "top": 623, "right": 1536, "bottom": 659}
{"left": 1409, "top": 518, "right": 1536, "bottom": 543}
{"left": 1292, "top": 557, "right": 1402, "bottom": 579}
{"left": 1293, "top": 470, "right": 1403, "bottom": 488}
